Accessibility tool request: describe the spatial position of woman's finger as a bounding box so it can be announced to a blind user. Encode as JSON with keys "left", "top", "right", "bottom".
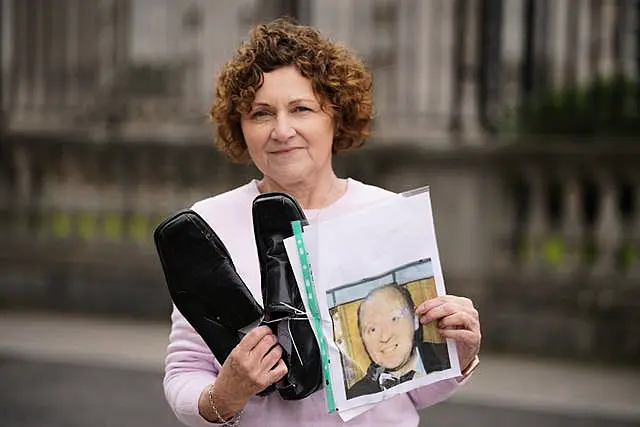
{"left": 265, "top": 359, "right": 288, "bottom": 385}
{"left": 416, "top": 295, "right": 473, "bottom": 314}
{"left": 438, "top": 311, "right": 478, "bottom": 330}
{"left": 437, "top": 328, "right": 478, "bottom": 344}
{"left": 421, "top": 298, "right": 478, "bottom": 322}
{"left": 415, "top": 296, "right": 445, "bottom": 315}
{"left": 419, "top": 302, "right": 461, "bottom": 323}
{"left": 250, "top": 333, "right": 278, "bottom": 360}
{"left": 237, "top": 325, "right": 275, "bottom": 353}
{"left": 259, "top": 344, "right": 283, "bottom": 372}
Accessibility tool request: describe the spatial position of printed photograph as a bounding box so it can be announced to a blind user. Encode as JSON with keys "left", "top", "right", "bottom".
{"left": 326, "top": 259, "right": 451, "bottom": 400}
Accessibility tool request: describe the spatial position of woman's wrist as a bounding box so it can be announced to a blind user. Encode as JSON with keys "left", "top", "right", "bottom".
{"left": 198, "top": 382, "right": 248, "bottom": 424}
{"left": 457, "top": 355, "right": 480, "bottom": 382}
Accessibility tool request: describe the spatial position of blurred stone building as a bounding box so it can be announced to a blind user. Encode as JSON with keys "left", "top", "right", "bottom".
{"left": 1, "top": 0, "right": 639, "bottom": 364}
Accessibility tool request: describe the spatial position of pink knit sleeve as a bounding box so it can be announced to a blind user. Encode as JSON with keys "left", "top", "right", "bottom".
{"left": 407, "top": 378, "right": 463, "bottom": 410}
{"left": 163, "top": 305, "right": 224, "bottom": 427}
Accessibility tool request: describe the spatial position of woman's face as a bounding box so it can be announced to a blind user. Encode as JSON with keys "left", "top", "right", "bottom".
{"left": 240, "top": 66, "right": 334, "bottom": 187}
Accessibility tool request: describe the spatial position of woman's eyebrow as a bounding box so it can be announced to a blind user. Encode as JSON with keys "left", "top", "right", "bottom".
{"left": 250, "top": 99, "right": 316, "bottom": 108}
{"left": 289, "top": 98, "right": 316, "bottom": 104}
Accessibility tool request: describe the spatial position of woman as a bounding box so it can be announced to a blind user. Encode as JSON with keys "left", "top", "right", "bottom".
{"left": 163, "top": 17, "right": 481, "bottom": 427}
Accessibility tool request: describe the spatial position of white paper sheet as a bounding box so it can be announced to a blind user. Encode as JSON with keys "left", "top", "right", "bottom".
{"left": 284, "top": 189, "right": 460, "bottom": 422}
{"left": 284, "top": 233, "right": 377, "bottom": 421}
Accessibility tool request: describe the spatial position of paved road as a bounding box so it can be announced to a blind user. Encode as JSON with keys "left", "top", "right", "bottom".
{"left": 0, "top": 356, "right": 180, "bottom": 427}
{"left": 2, "top": 356, "right": 638, "bottom": 427}
{"left": 1, "top": 311, "right": 639, "bottom": 427}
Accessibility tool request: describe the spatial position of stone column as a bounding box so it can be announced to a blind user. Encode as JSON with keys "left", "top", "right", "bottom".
{"left": 628, "top": 178, "right": 640, "bottom": 280}
{"left": 522, "top": 166, "right": 546, "bottom": 275}
{"left": 559, "top": 173, "right": 584, "bottom": 275}
{"left": 591, "top": 171, "right": 621, "bottom": 278}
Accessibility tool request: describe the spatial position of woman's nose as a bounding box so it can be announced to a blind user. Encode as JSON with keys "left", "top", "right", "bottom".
{"left": 271, "top": 114, "right": 296, "bottom": 141}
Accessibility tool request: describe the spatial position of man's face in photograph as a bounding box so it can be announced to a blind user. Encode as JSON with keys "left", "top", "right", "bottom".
{"left": 358, "top": 286, "right": 415, "bottom": 370}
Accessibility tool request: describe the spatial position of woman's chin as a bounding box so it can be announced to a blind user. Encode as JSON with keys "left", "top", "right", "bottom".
{"left": 265, "top": 166, "right": 317, "bottom": 186}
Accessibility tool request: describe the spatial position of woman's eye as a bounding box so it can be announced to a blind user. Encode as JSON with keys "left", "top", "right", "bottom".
{"left": 293, "top": 105, "right": 312, "bottom": 113}
{"left": 367, "top": 327, "right": 376, "bottom": 335}
{"left": 391, "top": 316, "right": 398, "bottom": 322}
{"left": 251, "top": 110, "right": 269, "bottom": 119}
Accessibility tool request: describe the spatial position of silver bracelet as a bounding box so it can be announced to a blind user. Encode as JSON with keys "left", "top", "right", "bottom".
{"left": 208, "top": 384, "right": 242, "bottom": 426}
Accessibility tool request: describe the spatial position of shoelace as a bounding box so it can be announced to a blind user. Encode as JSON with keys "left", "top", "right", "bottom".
{"left": 261, "top": 302, "right": 309, "bottom": 366}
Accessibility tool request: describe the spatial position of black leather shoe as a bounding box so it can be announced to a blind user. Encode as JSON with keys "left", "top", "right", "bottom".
{"left": 252, "top": 193, "right": 323, "bottom": 400}
{"left": 154, "top": 209, "right": 266, "bottom": 367}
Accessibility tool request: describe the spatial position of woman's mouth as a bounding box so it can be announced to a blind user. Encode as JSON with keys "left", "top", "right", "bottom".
{"left": 270, "top": 147, "right": 302, "bottom": 154}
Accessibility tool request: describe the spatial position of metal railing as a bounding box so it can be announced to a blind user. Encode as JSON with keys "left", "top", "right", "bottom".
{"left": 2, "top": 0, "right": 637, "bottom": 142}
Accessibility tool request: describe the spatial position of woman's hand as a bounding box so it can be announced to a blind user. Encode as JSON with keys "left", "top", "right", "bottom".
{"left": 218, "top": 325, "right": 288, "bottom": 399}
{"left": 415, "top": 295, "right": 481, "bottom": 372}
{"left": 199, "top": 325, "right": 287, "bottom": 422}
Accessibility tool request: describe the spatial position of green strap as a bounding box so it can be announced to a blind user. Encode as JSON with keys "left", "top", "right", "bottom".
{"left": 291, "top": 220, "right": 336, "bottom": 413}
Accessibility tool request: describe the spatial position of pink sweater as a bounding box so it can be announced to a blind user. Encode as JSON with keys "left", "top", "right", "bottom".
{"left": 163, "top": 179, "right": 465, "bottom": 427}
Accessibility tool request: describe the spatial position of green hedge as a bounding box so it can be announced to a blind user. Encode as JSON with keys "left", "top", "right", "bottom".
{"left": 510, "top": 76, "right": 640, "bottom": 138}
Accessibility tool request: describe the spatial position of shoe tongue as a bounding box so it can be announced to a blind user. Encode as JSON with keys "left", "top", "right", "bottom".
{"left": 277, "top": 321, "right": 294, "bottom": 356}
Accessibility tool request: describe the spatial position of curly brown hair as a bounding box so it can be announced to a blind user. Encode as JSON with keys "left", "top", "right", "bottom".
{"left": 209, "top": 18, "right": 373, "bottom": 164}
